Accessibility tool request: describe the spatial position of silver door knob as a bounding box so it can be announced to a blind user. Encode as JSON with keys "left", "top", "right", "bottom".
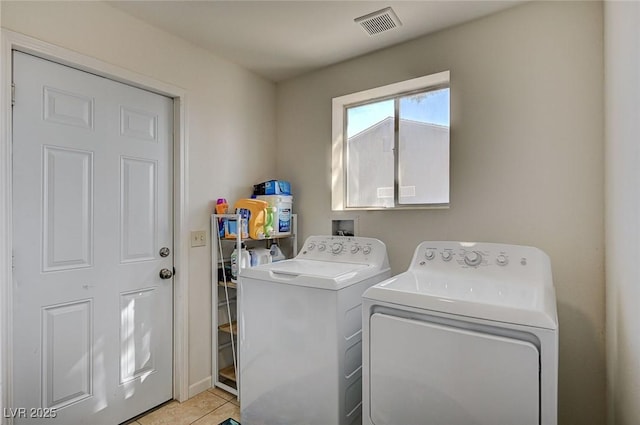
{"left": 159, "top": 268, "right": 173, "bottom": 279}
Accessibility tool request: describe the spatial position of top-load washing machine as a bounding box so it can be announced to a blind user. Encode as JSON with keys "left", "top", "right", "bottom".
{"left": 239, "top": 235, "right": 390, "bottom": 425}
{"left": 362, "top": 241, "right": 558, "bottom": 425}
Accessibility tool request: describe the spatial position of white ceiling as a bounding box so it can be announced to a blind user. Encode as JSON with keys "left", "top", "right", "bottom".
{"left": 108, "top": 0, "right": 525, "bottom": 82}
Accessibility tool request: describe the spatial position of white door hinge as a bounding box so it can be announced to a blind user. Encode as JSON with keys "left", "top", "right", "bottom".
{"left": 11, "top": 82, "right": 15, "bottom": 106}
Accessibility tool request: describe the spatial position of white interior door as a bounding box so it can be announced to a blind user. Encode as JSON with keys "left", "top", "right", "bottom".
{"left": 11, "top": 51, "right": 173, "bottom": 424}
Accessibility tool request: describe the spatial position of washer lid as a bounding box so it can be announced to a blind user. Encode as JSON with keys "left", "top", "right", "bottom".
{"left": 258, "top": 258, "right": 368, "bottom": 278}
{"left": 363, "top": 271, "right": 558, "bottom": 329}
{"left": 240, "top": 259, "right": 387, "bottom": 290}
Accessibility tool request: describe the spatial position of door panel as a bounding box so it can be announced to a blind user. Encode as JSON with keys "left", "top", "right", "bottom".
{"left": 120, "top": 288, "right": 156, "bottom": 384}
{"left": 43, "top": 146, "right": 94, "bottom": 271}
{"left": 43, "top": 86, "right": 94, "bottom": 129}
{"left": 42, "top": 300, "right": 93, "bottom": 409}
{"left": 120, "top": 157, "right": 157, "bottom": 262}
{"left": 120, "top": 106, "right": 158, "bottom": 141}
{"left": 12, "top": 51, "right": 173, "bottom": 425}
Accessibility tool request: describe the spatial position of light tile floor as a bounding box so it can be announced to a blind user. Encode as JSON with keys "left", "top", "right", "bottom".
{"left": 129, "top": 387, "right": 240, "bottom": 425}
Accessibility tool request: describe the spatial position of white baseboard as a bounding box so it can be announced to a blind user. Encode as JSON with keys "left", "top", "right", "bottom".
{"left": 188, "top": 376, "right": 212, "bottom": 399}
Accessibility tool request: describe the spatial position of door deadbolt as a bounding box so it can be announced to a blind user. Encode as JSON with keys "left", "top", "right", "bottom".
{"left": 159, "top": 247, "right": 170, "bottom": 257}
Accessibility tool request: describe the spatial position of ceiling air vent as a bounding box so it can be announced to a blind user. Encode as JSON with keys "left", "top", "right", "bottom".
{"left": 355, "top": 7, "right": 402, "bottom": 36}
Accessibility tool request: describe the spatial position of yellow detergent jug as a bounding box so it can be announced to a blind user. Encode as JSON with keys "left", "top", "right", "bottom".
{"left": 233, "top": 199, "right": 269, "bottom": 240}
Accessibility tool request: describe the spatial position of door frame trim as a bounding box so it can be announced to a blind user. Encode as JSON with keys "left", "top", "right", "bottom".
{"left": 0, "top": 29, "right": 191, "bottom": 418}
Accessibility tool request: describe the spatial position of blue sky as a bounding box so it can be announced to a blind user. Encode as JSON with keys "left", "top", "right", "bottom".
{"left": 347, "top": 88, "right": 450, "bottom": 138}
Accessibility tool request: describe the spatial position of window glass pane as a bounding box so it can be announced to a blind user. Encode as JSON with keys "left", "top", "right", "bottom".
{"left": 398, "top": 88, "right": 450, "bottom": 205}
{"left": 346, "top": 99, "right": 395, "bottom": 208}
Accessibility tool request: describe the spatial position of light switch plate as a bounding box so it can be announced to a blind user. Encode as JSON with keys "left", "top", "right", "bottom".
{"left": 191, "top": 230, "right": 206, "bottom": 247}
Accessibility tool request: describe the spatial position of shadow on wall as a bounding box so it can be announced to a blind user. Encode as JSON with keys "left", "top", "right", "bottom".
{"left": 556, "top": 301, "right": 605, "bottom": 425}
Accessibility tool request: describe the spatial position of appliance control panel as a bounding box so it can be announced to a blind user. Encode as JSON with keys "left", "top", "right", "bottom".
{"left": 298, "top": 235, "right": 389, "bottom": 267}
{"left": 410, "top": 241, "right": 552, "bottom": 286}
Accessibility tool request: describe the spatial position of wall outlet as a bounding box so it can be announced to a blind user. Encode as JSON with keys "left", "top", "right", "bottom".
{"left": 191, "top": 230, "right": 206, "bottom": 247}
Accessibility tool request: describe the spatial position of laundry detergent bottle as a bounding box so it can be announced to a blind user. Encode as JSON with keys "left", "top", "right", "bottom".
{"left": 270, "top": 243, "right": 286, "bottom": 262}
{"left": 230, "top": 243, "right": 251, "bottom": 280}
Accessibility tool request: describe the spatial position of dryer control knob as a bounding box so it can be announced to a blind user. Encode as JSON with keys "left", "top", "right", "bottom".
{"left": 441, "top": 251, "right": 453, "bottom": 262}
{"left": 425, "top": 249, "right": 436, "bottom": 260}
{"left": 496, "top": 254, "right": 509, "bottom": 266}
{"left": 331, "top": 242, "right": 343, "bottom": 254}
{"left": 464, "top": 251, "right": 482, "bottom": 267}
{"left": 362, "top": 246, "right": 372, "bottom": 255}
{"left": 307, "top": 242, "right": 316, "bottom": 251}
{"left": 350, "top": 245, "right": 360, "bottom": 254}
{"left": 318, "top": 243, "right": 326, "bottom": 252}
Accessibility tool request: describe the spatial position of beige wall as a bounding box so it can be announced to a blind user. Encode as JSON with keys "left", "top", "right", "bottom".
{"left": 1, "top": 1, "right": 277, "bottom": 396}
{"left": 1, "top": 1, "right": 609, "bottom": 423}
{"left": 605, "top": 2, "right": 640, "bottom": 424}
{"left": 276, "top": 1, "right": 605, "bottom": 424}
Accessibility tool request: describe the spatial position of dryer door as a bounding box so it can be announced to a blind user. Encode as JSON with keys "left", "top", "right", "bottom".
{"left": 368, "top": 313, "right": 539, "bottom": 425}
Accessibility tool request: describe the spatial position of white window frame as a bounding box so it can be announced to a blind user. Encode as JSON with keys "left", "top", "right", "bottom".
{"left": 331, "top": 70, "right": 450, "bottom": 211}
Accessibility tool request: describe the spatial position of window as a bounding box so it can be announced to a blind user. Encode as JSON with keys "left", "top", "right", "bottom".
{"left": 332, "top": 71, "right": 450, "bottom": 210}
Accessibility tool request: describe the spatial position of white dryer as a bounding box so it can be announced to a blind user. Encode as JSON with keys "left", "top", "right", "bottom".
{"left": 239, "top": 235, "right": 390, "bottom": 425}
{"left": 362, "top": 241, "right": 558, "bottom": 425}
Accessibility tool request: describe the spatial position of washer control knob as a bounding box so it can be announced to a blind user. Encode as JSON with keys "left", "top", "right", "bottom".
{"left": 496, "top": 254, "right": 509, "bottom": 266}
{"left": 318, "top": 243, "right": 327, "bottom": 252}
{"left": 362, "top": 246, "right": 372, "bottom": 255}
{"left": 350, "top": 245, "right": 360, "bottom": 254}
{"left": 307, "top": 242, "right": 316, "bottom": 251}
{"left": 425, "top": 249, "right": 436, "bottom": 260}
{"left": 331, "top": 242, "right": 343, "bottom": 254}
{"left": 441, "top": 251, "right": 453, "bottom": 262}
{"left": 464, "top": 251, "right": 482, "bottom": 267}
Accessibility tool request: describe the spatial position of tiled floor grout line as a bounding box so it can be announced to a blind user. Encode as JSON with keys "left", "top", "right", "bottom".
{"left": 192, "top": 400, "right": 233, "bottom": 425}
{"left": 189, "top": 404, "right": 217, "bottom": 425}
{"left": 134, "top": 388, "right": 240, "bottom": 425}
